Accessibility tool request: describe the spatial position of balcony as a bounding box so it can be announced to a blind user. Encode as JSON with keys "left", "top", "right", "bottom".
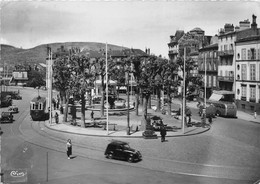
{"left": 168, "top": 50, "right": 178, "bottom": 55}
{"left": 241, "top": 96, "right": 246, "bottom": 101}
{"left": 249, "top": 98, "right": 256, "bottom": 103}
{"left": 218, "top": 50, "right": 234, "bottom": 57}
{"left": 218, "top": 76, "right": 234, "bottom": 82}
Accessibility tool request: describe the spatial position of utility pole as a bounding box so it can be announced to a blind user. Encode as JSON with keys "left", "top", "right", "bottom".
{"left": 47, "top": 46, "right": 53, "bottom": 124}
{"left": 182, "top": 47, "right": 186, "bottom": 134}
{"left": 106, "top": 43, "right": 109, "bottom": 135}
{"left": 127, "top": 71, "right": 130, "bottom": 135}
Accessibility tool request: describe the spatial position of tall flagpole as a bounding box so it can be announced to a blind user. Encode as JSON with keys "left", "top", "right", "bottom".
{"left": 106, "top": 43, "right": 109, "bottom": 135}
{"left": 182, "top": 47, "right": 186, "bottom": 134}
{"left": 204, "top": 53, "right": 207, "bottom": 118}
{"left": 49, "top": 48, "right": 53, "bottom": 124}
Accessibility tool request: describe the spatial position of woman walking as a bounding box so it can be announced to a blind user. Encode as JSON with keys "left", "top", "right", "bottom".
{"left": 66, "top": 139, "right": 72, "bottom": 159}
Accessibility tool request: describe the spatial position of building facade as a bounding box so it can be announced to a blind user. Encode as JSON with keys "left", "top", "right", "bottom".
{"left": 235, "top": 15, "right": 260, "bottom": 113}
{"left": 217, "top": 24, "right": 236, "bottom": 92}
{"left": 168, "top": 30, "right": 184, "bottom": 62}
{"left": 198, "top": 43, "right": 219, "bottom": 98}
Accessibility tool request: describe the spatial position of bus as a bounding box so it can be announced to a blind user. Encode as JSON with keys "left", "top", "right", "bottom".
{"left": 208, "top": 90, "right": 237, "bottom": 118}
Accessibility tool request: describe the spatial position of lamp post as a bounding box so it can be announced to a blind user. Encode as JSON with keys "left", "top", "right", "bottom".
{"left": 182, "top": 47, "right": 186, "bottom": 134}
{"left": 126, "top": 70, "right": 130, "bottom": 135}
{"left": 105, "top": 43, "right": 109, "bottom": 135}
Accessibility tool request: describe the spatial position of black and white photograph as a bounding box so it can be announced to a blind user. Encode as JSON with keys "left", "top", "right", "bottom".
{"left": 1, "top": 1, "right": 260, "bottom": 183}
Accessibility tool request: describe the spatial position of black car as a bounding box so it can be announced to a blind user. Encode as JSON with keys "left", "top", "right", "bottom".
{"left": 0, "top": 112, "right": 14, "bottom": 123}
{"left": 104, "top": 140, "right": 142, "bottom": 162}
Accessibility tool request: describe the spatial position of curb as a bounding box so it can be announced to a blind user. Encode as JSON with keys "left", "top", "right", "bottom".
{"left": 44, "top": 121, "right": 210, "bottom": 139}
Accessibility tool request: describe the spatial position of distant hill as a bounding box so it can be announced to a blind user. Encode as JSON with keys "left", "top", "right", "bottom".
{"left": 0, "top": 42, "right": 144, "bottom": 66}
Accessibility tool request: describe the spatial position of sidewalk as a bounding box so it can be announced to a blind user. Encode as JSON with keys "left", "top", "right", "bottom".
{"left": 46, "top": 106, "right": 210, "bottom": 138}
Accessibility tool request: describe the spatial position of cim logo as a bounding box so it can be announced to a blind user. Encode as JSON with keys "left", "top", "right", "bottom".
{"left": 10, "top": 170, "right": 26, "bottom": 177}
{"left": 4, "top": 169, "right": 27, "bottom": 183}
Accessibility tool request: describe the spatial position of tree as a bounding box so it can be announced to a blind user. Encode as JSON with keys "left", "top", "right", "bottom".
{"left": 53, "top": 56, "right": 74, "bottom": 122}
{"left": 92, "top": 57, "right": 115, "bottom": 117}
{"left": 27, "top": 69, "right": 45, "bottom": 88}
{"left": 136, "top": 55, "right": 158, "bottom": 130}
{"left": 68, "top": 54, "right": 95, "bottom": 127}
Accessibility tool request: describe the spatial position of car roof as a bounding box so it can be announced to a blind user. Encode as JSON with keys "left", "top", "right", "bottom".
{"left": 109, "top": 140, "right": 128, "bottom": 145}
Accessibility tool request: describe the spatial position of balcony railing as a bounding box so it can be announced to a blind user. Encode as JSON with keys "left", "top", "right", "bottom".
{"left": 241, "top": 96, "right": 246, "bottom": 101}
{"left": 218, "top": 76, "right": 234, "bottom": 82}
{"left": 218, "top": 50, "right": 234, "bottom": 57}
{"left": 249, "top": 98, "right": 256, "bottom": 103}
{"left": 168, "top": 50, "right": 178, "bottom": 55}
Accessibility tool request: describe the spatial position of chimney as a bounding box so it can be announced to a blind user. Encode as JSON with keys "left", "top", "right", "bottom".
{"left": 251, "top": 14, "right": 257, "bottom": 29}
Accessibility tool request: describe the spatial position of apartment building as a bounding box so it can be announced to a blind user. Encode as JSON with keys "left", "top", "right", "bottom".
{"left": 235, "top": 15, "right": 260, "bottom": 113}
{"left": 198, "top": 42, "right": 219, "bottom": 98}
{"left": 168, "top": 30, "right": 184, "bottom": 62}
{"left": 217, "top": 24, "right": 236, "bottom": 92}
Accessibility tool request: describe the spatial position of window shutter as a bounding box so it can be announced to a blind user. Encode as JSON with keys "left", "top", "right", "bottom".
{"left": 248, "top": 50, "right": 251, "bottom": 60}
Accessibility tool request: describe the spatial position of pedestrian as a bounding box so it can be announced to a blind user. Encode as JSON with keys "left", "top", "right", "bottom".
{"left": 66, "top": 139, "right": 72, "bottom": 159}
{"left": 91, "top": 111, "right": 94, "bottom": 121}
{"left": 254, "top": 111, "right": 257, "bottom": 119}
{"left": 55, "top": 112, "right": 59, "bottom": 124}
{"left": 160, "top": 125, "right": 167, "bottom": 142}
{"left": 208, "top": 115, "right": 212, "bottom": 124}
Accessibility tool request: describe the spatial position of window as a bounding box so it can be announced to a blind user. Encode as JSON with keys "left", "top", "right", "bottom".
{"left": 237, "top": 53, "right": 240, "bottom": 59}
{"left": 241, "top": 64, "right": 247, "bottom": 80}
{"left": 242, "top": 48, "right": 246, "bottom": 60}
{"left": 39, "top": 103, "right": 42, "bottom": 110}
{"left": 259, "top": 64, "right": 260, "bottom": 80}
{"left": 250, "top": 64, "right": 256, "bottom": 80}
{"left": 230, "top": 44, "right": 233, "bottom": 50}
{"left": 213, "top": 76, "right": 216, "bottom": 87}
{"left": 251, "top": 48, "right": 256, "bottom": 60}
{"left": 208, "top": 75, "right": 212, "bottom": 87}
{"left": 224, "top": 45, "right": 228, "bottom": 51}
{"left": 250, "top": 86, "right": 256, "bottom": 98}
{"left": 237, "top": 89, "right": 240, "bottom": 95}
{"left": 241, "top": 85, "right": 247, "bottom": 97}
{"left": 220, "top": 70, "right": 223, "bottom": 76}
{"left": 35, "top": 104, "right": 39, "bottom": 110}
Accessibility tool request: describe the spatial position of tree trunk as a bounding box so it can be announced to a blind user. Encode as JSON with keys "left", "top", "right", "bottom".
{"left": 100, "top": 77, "right": 105, "bottom": 117}
{"left": 148, "top": 95, "right": 152, "bottom": 109}
{"left": 156, "top": 88, "right": 161, "bottom": 112}
{"left": 141, "top": 94, "right": 150, "bottom": 131}
{"left": 167, "top": 90, "right": 172, "bottom": 116}
{"left": 63, "top": 91, "right": 69, "bottom": 122}
{"left": 135, "top": 91, "right": 139, "bottom": 116}
{"left": 80, "top": 92, "right": 86, "bottom": 127}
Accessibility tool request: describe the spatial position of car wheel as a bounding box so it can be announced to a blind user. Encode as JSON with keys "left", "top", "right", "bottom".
{"left": 107, "top": 153, "right": 113, "bottom": 159}
{"left": 216, "top": 111, "right": 220, "bottom": 117}
{"left": 127, "top": 156, "right": 133, "bottom": 163}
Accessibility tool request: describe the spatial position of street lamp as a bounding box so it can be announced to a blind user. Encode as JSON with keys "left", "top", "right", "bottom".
{"left": 126, "top": 70, "right": 130, "bottom": 135}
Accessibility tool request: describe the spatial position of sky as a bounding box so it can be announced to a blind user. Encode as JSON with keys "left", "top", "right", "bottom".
{"left": 1, "top": 1, "right": 260, "bottom": 58}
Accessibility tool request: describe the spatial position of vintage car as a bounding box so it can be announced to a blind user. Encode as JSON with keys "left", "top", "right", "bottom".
{"left": 8, "top": 106, "right": 19, "bottom": 114}
{"left": 105, "top": 140, "right": 142, "bottom": 162}
{"left": 0, "top": 112, "right": 14, "bottom": 123}
{"left": 13, "top": 94, "right": 22, "bottom": 100}
{"left": 198, "top": 103, "right": 216, "bottom": 118}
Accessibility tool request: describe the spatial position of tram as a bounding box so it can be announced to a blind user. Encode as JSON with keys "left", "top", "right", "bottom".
{"left": 30, "top": 96, "right": 47, "bottom": 121}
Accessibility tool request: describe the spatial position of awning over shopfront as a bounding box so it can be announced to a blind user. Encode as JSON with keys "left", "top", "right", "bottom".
{"left": 209, "top": 93, "right": 223, "bottom": 101}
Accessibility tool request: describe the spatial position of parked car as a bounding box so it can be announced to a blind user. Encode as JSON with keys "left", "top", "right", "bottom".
{"left": 198, "top": 103, "right": 216, "bottom": 118}
{"left": 104, "top": 140, "right": 142, "bottom": 162}
{"left": 0, "top": 112, "right": 14, "bottom": 123}
{"left": 13, "top": 94, "right": 22, "bottom": 100}
{"left": 8, "top": 106, "right": 19, "bottom": 114}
